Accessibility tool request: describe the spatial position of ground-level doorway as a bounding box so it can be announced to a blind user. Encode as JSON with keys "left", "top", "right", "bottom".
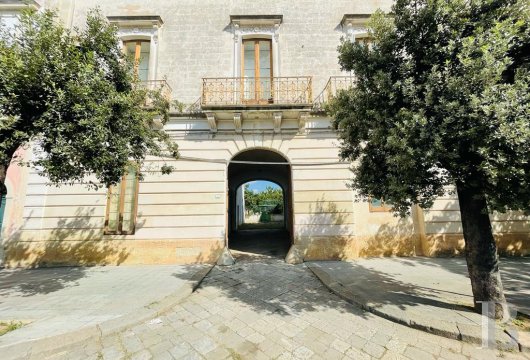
{"left": 227, "top": 149, "right": 293, "bottom": 259}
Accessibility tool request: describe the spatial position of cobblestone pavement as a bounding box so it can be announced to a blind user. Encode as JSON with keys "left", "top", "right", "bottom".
{"left": 49, "top": 258, "right": 529, "bottom": 360}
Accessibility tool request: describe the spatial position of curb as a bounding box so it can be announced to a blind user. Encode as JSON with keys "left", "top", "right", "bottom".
{"left": 305, "top": 263, "right": 523, "bottom": 352}
{"left": 0, "top": 265, "right": 215, "bottom": 360}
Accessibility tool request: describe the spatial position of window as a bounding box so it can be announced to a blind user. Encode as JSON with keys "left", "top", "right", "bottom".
{"left": 105, "top": 165, "right": 139, "bottom": 235}
{"left": 107, "top": 16, "right": 163, "bottom": 83}
{"left": 0, "top": 2, "right": 39, "bottom": 32}
{"left": 355, "top": 35, "right": 372, "bottom": 46}
{"left": 341, "top": 14, "right": 372, "bottom": 44}
{"left": 230, "top": 15, "right": 282, "bottom": 102}
{"left": 242, "top": 39, "right": 272, "bottom": 103}
{"left": 369, "top": 198, "right": 392, "bottom": 212}
{"left": 124, "top": 40, "right": 150, "bottom": 82}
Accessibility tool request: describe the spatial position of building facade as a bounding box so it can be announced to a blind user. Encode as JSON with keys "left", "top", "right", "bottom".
{"left": 1, "top": 0, "right": 528, "bottom": 267}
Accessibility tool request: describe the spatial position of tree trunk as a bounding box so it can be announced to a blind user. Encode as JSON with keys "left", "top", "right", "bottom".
{"left": 456, "top": 184, "right": 508, "bottom": 319}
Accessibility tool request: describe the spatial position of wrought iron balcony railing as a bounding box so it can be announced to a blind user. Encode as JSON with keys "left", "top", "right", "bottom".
{"left": 139, "top": 80, "right": 172, "bottom": 101}
{"left": 201, "top": 77, "right": 313, "bottom": 107}
{"left": 313, "top": 76, "right": 356, "bottom": 111}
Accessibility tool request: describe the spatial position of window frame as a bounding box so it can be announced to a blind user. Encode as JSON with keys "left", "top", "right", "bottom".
{"left": 108, "top": 16, "right": 163, "bottom": 84}
{"left": 104, "top": 167, "right": 140, "bottom": 235}
{"left": 241, "top": 38, "right": 273, "bottom": 104}
{"left": 231, "top": 16, "right": 282, "bottom": 87}
{"left": 354, "top": 34, "right": 372, "bottom": 45}
{"left": 341, "top": 14, "right": 372, "bottom": 44}
{"left": 123, "top": 39, "right": 151, "bottom": 81}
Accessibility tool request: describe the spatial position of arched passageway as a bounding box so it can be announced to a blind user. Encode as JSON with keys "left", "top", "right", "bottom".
{"left": 227, "top": 149, "right": 293, "bottom": 258}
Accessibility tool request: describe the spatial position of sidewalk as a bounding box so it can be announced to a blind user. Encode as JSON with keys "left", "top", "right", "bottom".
{"left": 306, "top": 257, "right": 530, "bottom": 351}
{"left": 0, "top": 264, "right": 212, "bottom": 358}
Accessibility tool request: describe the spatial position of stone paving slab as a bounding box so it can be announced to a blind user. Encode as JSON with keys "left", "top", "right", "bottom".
{"left": 306, "top": 257, "right": 529, "bottom": 351}
{"left": 33, "top": 258, "right": 530, "bottom": 360}
{"left": 0, "top": 264, "right": 213, "bottom": 358}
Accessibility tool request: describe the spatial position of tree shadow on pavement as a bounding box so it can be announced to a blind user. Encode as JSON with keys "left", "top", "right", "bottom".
{"left": 0, "top": 266, "right": 87, "bottom": 297}
{"left": 309, "top": 260, "right": 475, "bottom": 312}
{"left": 196, "top": 258, "right": 367, "bottom": 318}
{"left": 391, "top": 255, "right": 530, "bottom": 314}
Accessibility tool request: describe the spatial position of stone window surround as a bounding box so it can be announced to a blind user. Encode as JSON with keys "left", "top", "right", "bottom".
{"left": 107, "top": 16, "right": 163, "bottom": 81}
{"left": 341, "top": 14, "right": 371, "bottom": 42}
{"left": 0, "top": 0, "right": 39, "bottom": 30}
{"left": 0, "top": 1, "right": 39, "bottom": 11}
{"left": 230, "top": 15, "right": 282, "bottom": 78}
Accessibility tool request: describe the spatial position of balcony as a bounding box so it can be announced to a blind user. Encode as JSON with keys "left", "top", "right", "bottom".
{"left": 139, "top": 80, "right": 172, "bottom": 102}
{"left": 201, "top": 77, "right": 313, "bottom": 109}
{"left": 313, "top": 76, "right": 356, "bottom": 112}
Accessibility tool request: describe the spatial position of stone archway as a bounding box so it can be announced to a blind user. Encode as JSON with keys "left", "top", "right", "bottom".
{"left": 227, "top": 148, "right": 293, "bottom": 258}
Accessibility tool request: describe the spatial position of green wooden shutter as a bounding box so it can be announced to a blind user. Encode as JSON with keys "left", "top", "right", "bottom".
{"left": 105, "top": 165, "right": 138, "bottom": 234}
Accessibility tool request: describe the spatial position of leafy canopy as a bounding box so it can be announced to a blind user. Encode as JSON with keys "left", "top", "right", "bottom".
{"left": 244, "top": 184, "right": 284, "bottom": 215}
{"left": 331, "top": 0, "right": 530, "bottom": 216}
{"left": 0, "top": 8, "right": 178, "bottom": 188}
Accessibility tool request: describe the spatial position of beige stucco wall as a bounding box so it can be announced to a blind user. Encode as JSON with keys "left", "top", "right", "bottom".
{"left": 421, "top": 191, "right": 529, "bottom": 257}
{"left": 3, "top": 125, "right": 529, "bottom": 267}
{"left": 4, "top": 124, "right": 357, "bottom": 266}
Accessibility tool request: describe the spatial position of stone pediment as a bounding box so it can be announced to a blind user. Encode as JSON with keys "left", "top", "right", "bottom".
{"left": 229, "top": 14, "right": 283, "bottom": 28}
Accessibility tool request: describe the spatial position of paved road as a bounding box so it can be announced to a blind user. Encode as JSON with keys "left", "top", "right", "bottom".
{"left": 48, "top": 258, "right": 529, "bottom": 360}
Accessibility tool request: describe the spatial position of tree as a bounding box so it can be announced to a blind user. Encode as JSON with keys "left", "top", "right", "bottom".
{"left": 243, "top": 184, "right": 260, "bottom": 215}
{"left": 244, "top": 184, "right": 284, "bottom": 215}
{"left": 331, "top": 0, "right": 529, "bottom": 319}
{"left": 0, "top": 8, "right": 178, "bottom": 192}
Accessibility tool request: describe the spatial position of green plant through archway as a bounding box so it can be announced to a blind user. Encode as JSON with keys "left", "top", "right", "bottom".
{"left": 239, "top": 181, "right": 284, "bottom": 230}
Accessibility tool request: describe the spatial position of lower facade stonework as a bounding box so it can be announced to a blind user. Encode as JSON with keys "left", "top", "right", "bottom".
{"left": 2, "top": 234, "right": 527, "bottom": 267}
{"left": 421, "top": 233, "right": 530, "bottom": 257}
{"left": 298, "top": 233, "right": 529, "bottom": 261}
{"left": 2, "top": 239, "right": 224, "bottom": 267}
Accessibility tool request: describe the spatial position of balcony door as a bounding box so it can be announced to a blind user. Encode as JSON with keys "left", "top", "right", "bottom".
{"left": 242, "top": 39, "right": 272, "bottom": 104}
{"left": 124, "top": 40, "right": 150, "bottom": 82}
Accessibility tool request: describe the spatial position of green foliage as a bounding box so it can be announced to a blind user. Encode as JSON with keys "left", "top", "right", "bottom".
{"left": 331, "top": 0, "right": 530, "bottom": 216}
{"left": 0, "top": 8, "right": 178, "bottom": 188}
{"left": 243, "top": 184, "right": 284, "bottom": 215}
{"left": 172, "top": 99, "right": 186, "bottom": 113}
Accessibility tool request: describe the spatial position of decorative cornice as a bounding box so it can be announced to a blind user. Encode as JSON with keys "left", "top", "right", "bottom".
{"left": 230, "top": 15, "right": 283, "bottom": 27}
{"left": 117, "top": 26, "right": 158, "bottom": 38}
{"left": 340, "top": 14, "right": 371, "bottom": 28}
{"left": 231, "top": 16, "right": 282, "bottom": 42}
{"left": 107, "top": 15, "right": 163, "bottom": 28}
{"left": 0, "top": 0, "right": 39, "bottom": 11}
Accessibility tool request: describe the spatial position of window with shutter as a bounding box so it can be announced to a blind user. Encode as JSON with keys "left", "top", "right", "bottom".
{"left": 104, "top": 165, "right": 139, "bottom": 235}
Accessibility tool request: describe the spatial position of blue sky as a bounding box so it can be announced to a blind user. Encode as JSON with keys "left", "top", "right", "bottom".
{"left": 245, "top": 180, "right": 280, "bottom": 193}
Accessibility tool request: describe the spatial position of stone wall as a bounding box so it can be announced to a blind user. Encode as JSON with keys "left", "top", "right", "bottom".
{"left": 46, "top": 0, "right": 394, "bottom": 104}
